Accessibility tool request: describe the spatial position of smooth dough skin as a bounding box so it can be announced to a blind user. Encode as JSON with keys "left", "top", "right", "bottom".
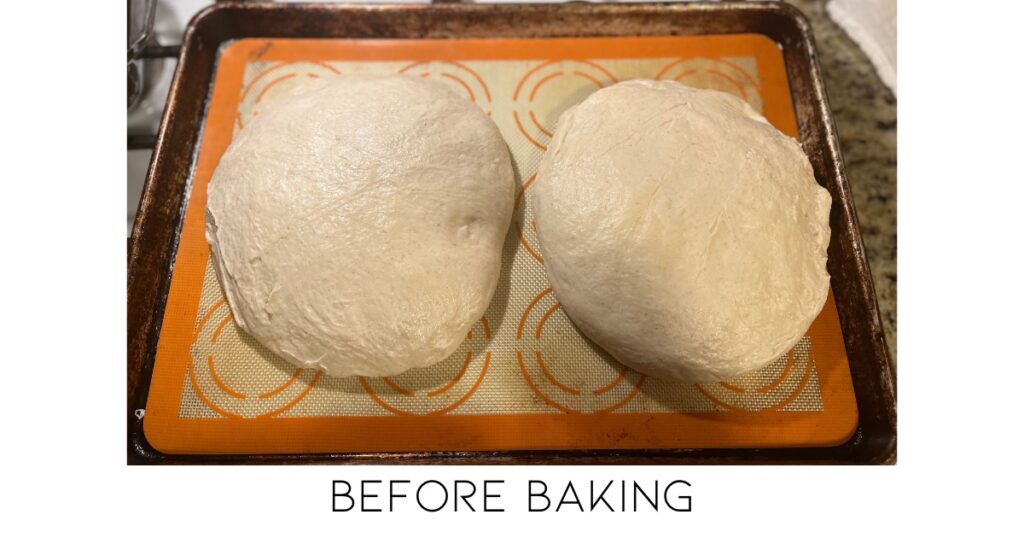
{"left": 205, "top": 75, "right": 514, "bottom": 377}
{"left": 533, "top": 80, "right": 832, "bottom": 383}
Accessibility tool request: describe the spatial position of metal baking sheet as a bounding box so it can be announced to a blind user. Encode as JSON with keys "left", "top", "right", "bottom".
{"left": 127, "top": 2, "right": 896, "bottom": 464}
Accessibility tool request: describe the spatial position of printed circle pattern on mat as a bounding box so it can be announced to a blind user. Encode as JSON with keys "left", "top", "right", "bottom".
{"left": 516, "top": 288, "right": 646, "bottom": 413}
{"left": 695, "top": 336, "right": 815, "bottom": 412}
{"left": 512, "top": 60, "right": 618, "bottom": 150}
{"left": 397, "top": 61, "right": 493, "bottom": 115}
{"left": 655, "top": 57, "right": 764, "bottom": 112}
{"left": 236, "top": 61, "right": 342, "bottom": 129}
{"left": 188, "top": 299, "right": 322, "bottom": 418}
{"left": 359, "top": 316, "right": 493, "bottom": 416}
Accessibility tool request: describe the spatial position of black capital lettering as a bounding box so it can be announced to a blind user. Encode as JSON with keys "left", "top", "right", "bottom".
{"left": 454, "top": 480, "right": 477, "bottom": 512}
{"left": 417, "top": 480, "right": 448, "bottom": 512}
{"left": 483, "top": 480, "right": 504, "bottom": 512}
{"left": 332, "top": 480, "right": 354, "bottom": 512}
{"left": 590, "top": 480, "right": 615, "bottom": 512}
{"left": 390, "top": 480, "right": 411, "bottom": 512}
{"left": 557, "top": 482, "right": 584, "bottom": 512}
{"left": 664, "top": 480, "right": 692, "bottom": 512}
{"left": 528, "top": 480, "right": 550, "bottom": 512}
{"left": 621, "top": 480, "right": 626, "bottom": 512}
{"left": 634, "top": 481, "right": 658, "bottom": 511}
{"left": 361, "top": 480, "right": 382, "bottom": 512}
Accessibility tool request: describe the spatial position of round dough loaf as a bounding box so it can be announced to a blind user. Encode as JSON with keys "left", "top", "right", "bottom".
{"left": 205, "top": 74, "right": 514, "bottom": 377}
{"left": 533, "top": 80, "right": 831, "bottom": 383}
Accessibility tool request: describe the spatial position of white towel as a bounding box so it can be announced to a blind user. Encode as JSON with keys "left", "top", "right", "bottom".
{"left": 827, "top": 0, "right": 897, "bottom": 95}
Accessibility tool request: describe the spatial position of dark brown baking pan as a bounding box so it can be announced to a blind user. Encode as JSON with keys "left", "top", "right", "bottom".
{"left": 127, "top": 2, "right": 896, "bottom": 464}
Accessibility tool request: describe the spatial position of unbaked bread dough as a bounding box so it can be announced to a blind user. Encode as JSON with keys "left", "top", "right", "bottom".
{"left": 205, "top": 74, "right": 514, "bottom": 377}
{"left": 533, "top": 80, "right": 831, "bottom": 383}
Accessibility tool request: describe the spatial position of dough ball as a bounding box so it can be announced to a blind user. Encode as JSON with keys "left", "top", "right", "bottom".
{"left": 205, "top": 74, "right": 514, "bottom": 377}
{"left": 533, "top": 80, "right": 831, "bottom": 383}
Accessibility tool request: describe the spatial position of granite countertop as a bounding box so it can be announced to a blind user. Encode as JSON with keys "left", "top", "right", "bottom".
{"left": 790, "top": 0, "right": 897, "bottom": 364}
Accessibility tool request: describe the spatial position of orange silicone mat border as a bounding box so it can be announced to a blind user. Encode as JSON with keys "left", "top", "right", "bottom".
{"left": 143, "top": 35, "right": 858, "bottom": 455}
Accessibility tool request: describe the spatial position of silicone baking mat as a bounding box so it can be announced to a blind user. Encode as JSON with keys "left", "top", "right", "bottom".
{"left": 143, "top": 35, "right": 858, "bottom": 455}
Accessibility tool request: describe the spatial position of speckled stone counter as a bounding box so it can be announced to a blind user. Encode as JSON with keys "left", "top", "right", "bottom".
{"left": 790, "top": 0, "right": 897, "bottom": 363}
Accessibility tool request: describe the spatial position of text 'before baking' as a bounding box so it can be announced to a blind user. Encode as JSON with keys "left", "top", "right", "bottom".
{"left": 332, "top": 479, "right": 692, "bottom": 513}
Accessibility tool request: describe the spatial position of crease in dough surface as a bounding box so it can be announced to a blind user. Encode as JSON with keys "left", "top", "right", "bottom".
{"left": 205, "top": 74, "right": 514, "bottom": 377}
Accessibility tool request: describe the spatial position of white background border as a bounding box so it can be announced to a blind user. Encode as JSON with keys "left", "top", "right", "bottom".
{"left": 3, "top": 1, "right": 1022, "bottom": 535}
